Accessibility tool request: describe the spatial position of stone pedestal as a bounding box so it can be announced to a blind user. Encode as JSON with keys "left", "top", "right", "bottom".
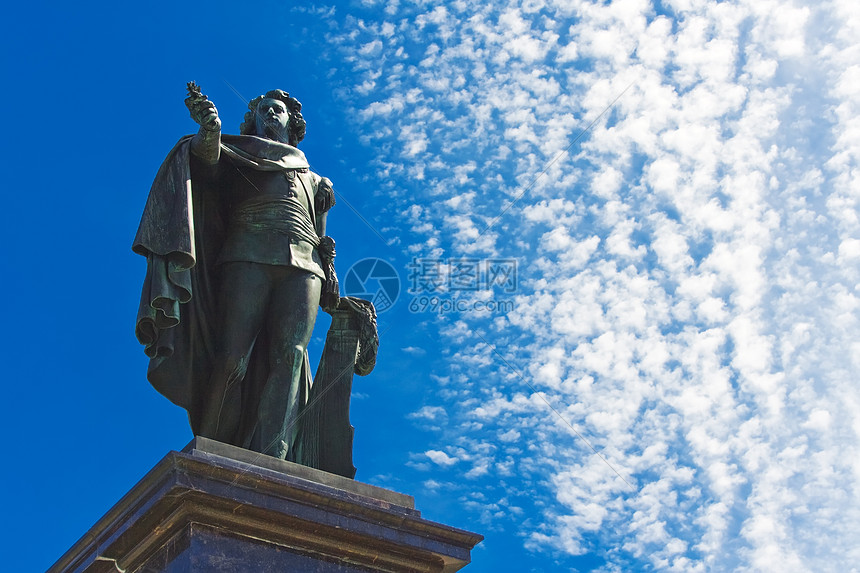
{"left": 49, "top": 437, "right": 483, "bottom": 572}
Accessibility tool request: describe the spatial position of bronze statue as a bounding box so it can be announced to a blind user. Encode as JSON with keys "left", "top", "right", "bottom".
{"left": 133, "top": 83, "right": 377, "bottom": 476}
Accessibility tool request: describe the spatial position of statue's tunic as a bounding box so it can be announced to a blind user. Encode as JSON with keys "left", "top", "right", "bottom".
{"left": 219, "top": 195, "right": 324, "bottom": 278}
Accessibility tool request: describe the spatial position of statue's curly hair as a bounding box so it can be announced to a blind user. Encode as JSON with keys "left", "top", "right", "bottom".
{"left": 240, "top": 89, "right": 306, "bottom": 146}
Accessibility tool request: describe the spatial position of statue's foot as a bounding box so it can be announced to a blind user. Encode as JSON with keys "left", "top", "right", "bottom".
{"left": 270, "top": 440, "right": 289, "bottom": 460}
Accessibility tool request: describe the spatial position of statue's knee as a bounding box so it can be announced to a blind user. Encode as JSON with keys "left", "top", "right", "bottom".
{"left": 270, "top": 344, "right": 304, "bottom": 371}
{"left": 217, "top": 353, "right": 250, "bottom": 385}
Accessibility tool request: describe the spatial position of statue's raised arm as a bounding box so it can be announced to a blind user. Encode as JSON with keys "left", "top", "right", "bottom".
{"left": 185, "top": 81, "right": 221, "bottom": 164}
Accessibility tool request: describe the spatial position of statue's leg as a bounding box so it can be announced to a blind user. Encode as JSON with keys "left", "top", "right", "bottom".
{"left": 199, "top": 262, "right": 273, "bottom": 444}
{"left": 256, "top": 268, "right": 322, "bottom": 460}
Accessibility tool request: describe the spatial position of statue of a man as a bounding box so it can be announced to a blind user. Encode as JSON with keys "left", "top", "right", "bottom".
{"left": 133, "top": 85, "right": 352, "bottom": 463}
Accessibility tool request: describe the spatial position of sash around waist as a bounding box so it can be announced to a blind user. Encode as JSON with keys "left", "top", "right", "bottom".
{"left": 215, "top": 195, "right": 325, "bottom": 277}
{"left": 231, "top": 195, "right": 319, "bottom": 247}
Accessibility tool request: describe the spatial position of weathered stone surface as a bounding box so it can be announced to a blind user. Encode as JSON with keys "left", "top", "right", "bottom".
{"left": 49, "top": 438, "right": 482, "bottom": 573}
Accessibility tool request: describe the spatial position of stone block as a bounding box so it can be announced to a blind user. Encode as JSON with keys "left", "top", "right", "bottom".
{"left": 49, "top": 437, "right": 482, "bottom": 573}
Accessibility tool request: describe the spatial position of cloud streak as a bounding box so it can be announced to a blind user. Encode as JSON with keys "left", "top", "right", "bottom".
{"left": 321, "top": 0, "right": 860, "bottom": 570}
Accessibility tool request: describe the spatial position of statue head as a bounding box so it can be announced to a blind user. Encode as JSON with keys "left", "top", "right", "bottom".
{"left": 240, "top": 89, "right": 306, "bottom": 146}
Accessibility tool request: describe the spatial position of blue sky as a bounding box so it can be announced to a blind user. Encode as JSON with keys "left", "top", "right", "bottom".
{"left": 2, "top": 1, "right": 859, "bottom": 571}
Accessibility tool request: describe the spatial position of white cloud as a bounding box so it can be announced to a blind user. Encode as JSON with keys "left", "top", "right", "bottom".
{"left": 425, "top": 449, "right": 458, "bottom": 467}
{"left": 325, "top": 0, "right": 860, "bottom": 569}
{"left": 401, "top": 345, "right": 427, "bottom": 355}
{"left": 408, "top": 405, "right": 447, "bottom": 421}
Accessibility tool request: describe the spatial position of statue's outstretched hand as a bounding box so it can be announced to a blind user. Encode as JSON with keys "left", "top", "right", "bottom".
{"left": 185, "top": 83, "right": 221, "bottom": 132}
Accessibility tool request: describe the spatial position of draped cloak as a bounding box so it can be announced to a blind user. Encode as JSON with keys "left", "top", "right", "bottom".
{"left": 133, "top": 135, "right": 319, "bottom": 445}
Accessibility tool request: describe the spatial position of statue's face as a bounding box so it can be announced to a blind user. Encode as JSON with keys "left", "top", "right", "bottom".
{"left": 255, "top": 97, "right": 291, "bottom": 142}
